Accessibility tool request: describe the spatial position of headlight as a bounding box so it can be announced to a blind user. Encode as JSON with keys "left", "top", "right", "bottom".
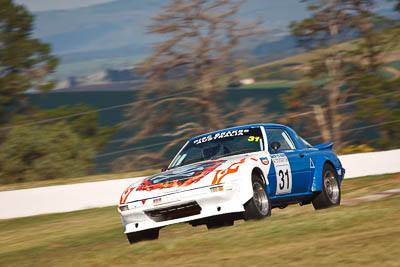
{"left": 210, "top": 185, "right": 224, "bottom": 192}
{"left": 119, "top": 205, "right": 129, "bottom": 212}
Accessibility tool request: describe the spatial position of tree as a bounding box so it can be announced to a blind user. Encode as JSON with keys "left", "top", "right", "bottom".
{"left": 0, "top": 0, "right": 58, "bottom": 123}
{"left": 0, "top": 105, "right": 117, "bottom": 183}
{"left": 286, "top": 0, "right": 396, "bottom": 151}
{"left": 350, "top": 0, "right": 400, "bottom": 149}
{"left": 117, "top": 0, "right": 267, "bottom": 170}
{"left": 0, "top": 122, "right": 95, "bottom": 183}
{"left": 0, "top": 1, "right": 117, "bottom": 182}
{"left": 19, "top": 104, "right": 118, "bottom": 151}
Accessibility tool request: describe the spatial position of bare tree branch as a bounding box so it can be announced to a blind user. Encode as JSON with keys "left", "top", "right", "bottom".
{"left": 115, "top": 0, "right": 268, "bottom": 168}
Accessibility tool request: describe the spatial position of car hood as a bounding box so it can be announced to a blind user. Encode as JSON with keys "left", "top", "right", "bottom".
{"left": 120, "top": 152, "right": 264, "bottom": 204}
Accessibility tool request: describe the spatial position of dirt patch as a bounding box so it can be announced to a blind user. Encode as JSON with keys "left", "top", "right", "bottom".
{"left": 342, "top": 188, "right": 400, "bottom": 206}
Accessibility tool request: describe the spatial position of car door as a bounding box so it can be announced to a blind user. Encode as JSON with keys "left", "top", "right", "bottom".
{"left": 265, "top": 128, "right": 310, "bottom": 195}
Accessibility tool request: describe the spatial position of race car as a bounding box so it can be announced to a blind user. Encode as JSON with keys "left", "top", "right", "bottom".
{"left": 118, "top": 124, "right": 345, "bottom": 244}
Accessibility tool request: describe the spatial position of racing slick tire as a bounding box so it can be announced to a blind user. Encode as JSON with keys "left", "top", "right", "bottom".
{"left": 126, "top": 228, "right": 160, "bottom": 244}
{"left": 312, "top": 164, "right": 341, "bottom": 210}
{"left": 243, "top": 174, "right": 271, "bottom": 220}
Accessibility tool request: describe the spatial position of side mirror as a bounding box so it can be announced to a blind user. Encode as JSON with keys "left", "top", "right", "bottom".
{"left": 161, "top": 167, "right": 167, "bottom": 172}
{"left": 270, "top": 141, "right": 281, "bottom": 153}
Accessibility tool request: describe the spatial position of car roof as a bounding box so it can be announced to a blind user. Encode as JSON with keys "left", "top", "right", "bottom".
{"left": 189, "top": 123, "right": 290, "bottom": 141}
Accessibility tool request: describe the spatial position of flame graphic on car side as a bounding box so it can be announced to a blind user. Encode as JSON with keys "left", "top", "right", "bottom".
{"left": 212, "top": 158, "right": 246, "bottom": 184}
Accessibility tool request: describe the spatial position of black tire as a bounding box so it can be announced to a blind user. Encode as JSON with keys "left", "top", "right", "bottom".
{"left": 126, "top": 228, "right": 160, "bottom": 244}
{"left": 243, "top": 174, "right": 271, "bottom": 220}
{"left": 312, "top": 164, "right": 341, "bottom": 210}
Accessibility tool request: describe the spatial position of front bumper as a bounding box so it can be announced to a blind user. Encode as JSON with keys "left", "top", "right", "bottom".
{"left": 119, "top": 183, "right": 244, "bottom": 233}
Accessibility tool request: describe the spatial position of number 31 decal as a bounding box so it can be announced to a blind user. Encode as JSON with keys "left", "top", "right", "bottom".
{"left": 248, "top": 136, "right": 260, "bottom": 142}
{"left": 278, "top": 169, "right": 290, "bottom": 190}
{"left": 271, "top": 153, "right": 292, "bottom": 195}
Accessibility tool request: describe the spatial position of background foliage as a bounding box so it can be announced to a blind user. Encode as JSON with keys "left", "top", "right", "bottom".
{"left": 0, "top": 105, "right": 116, "bottom": 183}
{"left": 0, "top": 0, "right": 116, "bottom": 184}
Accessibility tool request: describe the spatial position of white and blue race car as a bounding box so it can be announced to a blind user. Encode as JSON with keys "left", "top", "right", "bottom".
{"left": 118, "top": 124, "right": 345, "bottom": 244}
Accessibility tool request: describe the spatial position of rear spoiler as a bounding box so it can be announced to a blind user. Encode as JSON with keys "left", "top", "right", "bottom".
{"left": 314, "top": 142, "right": 334, "bottom": 150}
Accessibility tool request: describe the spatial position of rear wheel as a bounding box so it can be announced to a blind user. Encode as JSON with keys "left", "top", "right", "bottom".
{"left": 312, "top": 164, "right": 341, "bottom": 210}
{"left": 243, "top": 174, "right": 271, "bottom": 220}
{"left": 126, "top": 228, "right": 160, "bottom": 244}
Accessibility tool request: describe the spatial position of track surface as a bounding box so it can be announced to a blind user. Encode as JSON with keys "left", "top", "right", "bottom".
{"left": 0, "top": 173, "right": 399, "bottom": 266}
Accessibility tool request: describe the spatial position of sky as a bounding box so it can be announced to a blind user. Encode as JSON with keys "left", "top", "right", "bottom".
{"left": 16, "top": 0, "right": 396, "bottom": 13}
{"left": 15, "top": 0, "right": 115, "bottom": 11}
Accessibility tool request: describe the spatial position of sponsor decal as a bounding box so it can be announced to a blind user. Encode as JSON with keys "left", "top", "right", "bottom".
{"left": 193, "top": 129, "right": 250, "bottom": 145}
{"left": 136, "top": 160, "right": 225, "bottom": 191}
{"left": 153, "top": 198, "right": 162, "bottom": 206}
{"left": 260, "top": 157, "right": 269, "bottom": 165}
{"left": 212, "top": 158, "right": 246, "bottom": 184}
{"left": 141, "top": 199, "right": 146, "bottom": 204}
{"left": 271, "top": 153, "right": 288, "bottom": 164}
{"left": 310, "top": 158, "right": 315, "bottom": 168}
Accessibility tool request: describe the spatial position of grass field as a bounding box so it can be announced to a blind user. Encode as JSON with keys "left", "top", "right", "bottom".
{"left": 0, "top": 173, "right": 399, "bottom": 266}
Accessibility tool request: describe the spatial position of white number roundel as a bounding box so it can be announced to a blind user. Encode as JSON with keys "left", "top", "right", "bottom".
{"left": 271, "top": 153, "right": 292, "bottom": 195}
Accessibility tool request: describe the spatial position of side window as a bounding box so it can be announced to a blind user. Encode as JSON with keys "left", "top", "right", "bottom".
{"left": 265, "top": 128, "right": 296, "bottom": 151}
{"left": 300, "top": 137, "right": 313, "bottom": 148}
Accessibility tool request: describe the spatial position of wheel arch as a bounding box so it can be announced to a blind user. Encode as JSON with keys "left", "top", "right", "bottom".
{"left": 252, "top": 167, "right": 270, "bottom": 195}
{"left": 235, "top": 162, "right": 271, "bottom": 206}
{"left": 311, "top": 158, "right": 337, "bottom": 192}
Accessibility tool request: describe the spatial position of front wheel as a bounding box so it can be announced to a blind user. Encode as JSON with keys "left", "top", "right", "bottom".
{"left": 206, "top": 219, "right": 234, "bottom": 230}
{"left": 243, "top": 174, "right": 271, "bottom": 220}
{"left": 126, "top": 228, "right": 160, "bottom": 244}
{"left": 312, "top": 164, "right": 341, "bottom": 210}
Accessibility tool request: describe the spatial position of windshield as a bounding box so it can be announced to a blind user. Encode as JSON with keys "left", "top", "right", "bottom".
{"left": 169, "top": 127, "right": 264, "bottom": 169}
